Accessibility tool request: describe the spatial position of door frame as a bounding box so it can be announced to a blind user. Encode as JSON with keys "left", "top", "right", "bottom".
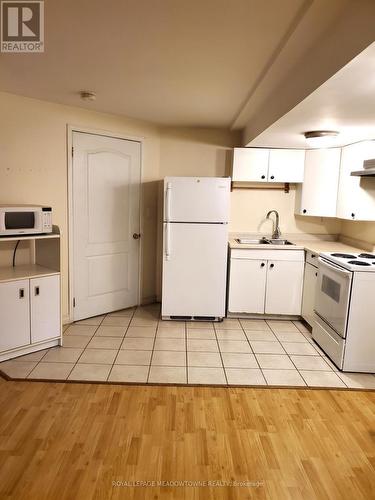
{"left": 67, "top": 124, "right": 144, "bottom": 323}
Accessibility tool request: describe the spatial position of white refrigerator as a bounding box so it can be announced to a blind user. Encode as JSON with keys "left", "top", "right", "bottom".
{"left": 161, "top": 176, "right": 230, "bottom": 320}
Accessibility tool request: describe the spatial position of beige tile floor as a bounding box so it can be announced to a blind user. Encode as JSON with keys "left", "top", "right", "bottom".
{"left": 1, "top": 303, "right": 375, "bottom": 389}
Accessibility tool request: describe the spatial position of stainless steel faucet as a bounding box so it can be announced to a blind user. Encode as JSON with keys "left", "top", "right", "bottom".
{"left": 266, "top": 210, "right": 281, "bottom": 239}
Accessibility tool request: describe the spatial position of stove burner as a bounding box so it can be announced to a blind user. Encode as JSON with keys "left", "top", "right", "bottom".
{"left": 347, "top": 260, "right": 371, "bottom": 266}
{"left": 331, "top": 253, "right": 357, "bottom": 259}
{"left": 358, "top": 253, "right": 375, "bottom": 259}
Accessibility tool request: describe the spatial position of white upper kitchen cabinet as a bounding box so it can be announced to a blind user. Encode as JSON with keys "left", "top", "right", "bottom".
{"left": 296, "top": 148, "right": 341, "bottom": 217}
{"left": 232, "top": 148, "right": 304, "bottom": 183}
{"left": 268, "top": 149, "right": 305, "bottom": 183}
{"left": 336, "top": 141, "right": 375, "bottom": 221}
{"left": 232, "top": 148, "right": 269, "bottom": 182}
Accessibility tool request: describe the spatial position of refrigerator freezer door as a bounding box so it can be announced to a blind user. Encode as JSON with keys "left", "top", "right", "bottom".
{"left": 164, "top": 177, "right": 230, "bottom": 223}
{"left": 162, "top": 222, "right": 228, "bottom": 318}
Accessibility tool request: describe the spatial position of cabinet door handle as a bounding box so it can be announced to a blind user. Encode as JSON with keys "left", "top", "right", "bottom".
{"left": 19, "top": 288, "right": 25, "bottom": 299}
{"left": 261, "top": 175, "right": 266, "bottom": 180}
{"left": 35, "top": 286, "right": 40, "bottom": 296}
{"left": 261, "top": 262, "right": 265, "bottom": 267}
{"left": 270, "top": 175, "right": 275, "bottom": 180}
{"left": 270, "top": 263, "right": 275, "bottom": 268}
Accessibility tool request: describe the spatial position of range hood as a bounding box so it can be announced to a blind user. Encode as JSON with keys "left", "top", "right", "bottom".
{"left": 351, "top": 158, "right": 375, "bottom": 177}
{"left": 351, "top": 168, "right": 375, "bottom": 177}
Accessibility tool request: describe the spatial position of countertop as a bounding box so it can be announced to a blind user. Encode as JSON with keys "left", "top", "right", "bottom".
{"left": 228, "top": 238, "right": 367, "bottom": 254}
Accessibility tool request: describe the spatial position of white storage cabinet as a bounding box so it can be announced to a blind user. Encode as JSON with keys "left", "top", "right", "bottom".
{"left": 228, "top": 249, "right": 304, "bottom": 316}
{"left": 268, "top": 149, "right": 305, "bottom": 183}
{"left": 232, "top": 148, "right": 304, "bottom": 183}
{"left": 336, "top": 140, "right": 375, "bottom": 221}
{"left": 296, "top": 148, "right": 341, "bottom": 217}
{"left": 0, "top": 275, "right": 60, "bottom": 350}
{"left": 0, "top": 230, "right": 62, "bottom": 362}
{"left": 0, "top": 279, "right": 30, "bottom": 352}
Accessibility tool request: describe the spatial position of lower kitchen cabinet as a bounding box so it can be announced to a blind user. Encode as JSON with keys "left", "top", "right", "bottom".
{"left": 0, "top": 274, "right": 60, "bottom": 354}
{"left": 0, "top": 279, "right": 30, "bottom": 352}
{"left": 228, "top": 249, "right": 304, "bottom": 316}
{"left": 228, "top": 259, "right": 267, "bottom": 314}
{"left": 301, "top": 261, "right": 318, "bottom": 326}
{"left": 265, "top": 260, "right": 304, "bottom": 315}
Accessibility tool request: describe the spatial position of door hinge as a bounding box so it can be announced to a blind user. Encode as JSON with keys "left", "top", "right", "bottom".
{"left": 71, "top": 146, "right": 74, "bottom": 157}
{"left": 73, "top": 298, "right": 76, "bottom": 307}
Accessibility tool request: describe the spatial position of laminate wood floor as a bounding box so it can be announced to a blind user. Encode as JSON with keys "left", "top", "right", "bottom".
{"left": 0, "top": 378, "right": 374, "bottom": 499}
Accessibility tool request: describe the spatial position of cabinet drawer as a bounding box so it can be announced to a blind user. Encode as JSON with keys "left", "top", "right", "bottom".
{"left": 231, "top": 249, "right": 304, "bottom": 261}
{"left": 312, "top": 315, "right": 344, "bottom": 369}
{"left": 305, "top": 250, "right": 319, "bottom": 267}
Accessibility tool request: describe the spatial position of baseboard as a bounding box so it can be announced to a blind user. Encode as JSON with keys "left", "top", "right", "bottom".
{"left": 227, "top": 313, "right": 301, "bottom": 321}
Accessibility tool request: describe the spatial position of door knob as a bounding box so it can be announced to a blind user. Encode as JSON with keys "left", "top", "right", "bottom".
{"left": 133, "top": 233, "right": 141, "bottom": 240}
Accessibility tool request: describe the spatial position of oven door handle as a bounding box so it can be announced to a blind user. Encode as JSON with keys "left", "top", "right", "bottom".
{"left": 318, "top": 257, "right": 352, "bottom": 277}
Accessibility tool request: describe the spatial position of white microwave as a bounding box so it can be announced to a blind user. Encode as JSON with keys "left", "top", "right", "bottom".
{"left": 0, "top": 205, "right": 52, "bottom": 236}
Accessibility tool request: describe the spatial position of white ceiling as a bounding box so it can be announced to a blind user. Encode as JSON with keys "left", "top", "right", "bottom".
{"left": 248, "top": 42, "right": 375, "bottom": 148}
{"left": 0, "top": 0, "right": 373, "bottom": 133}
{"left": 0, "top": 0, "right": 305, "bottom": 127}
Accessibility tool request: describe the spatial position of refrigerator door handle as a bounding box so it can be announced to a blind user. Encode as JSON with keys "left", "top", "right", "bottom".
{"left": 165, "top": 182, "right": 172, "bottom": 222}
{"left": 165, "top": 223, "right": 171, "bottom": 260}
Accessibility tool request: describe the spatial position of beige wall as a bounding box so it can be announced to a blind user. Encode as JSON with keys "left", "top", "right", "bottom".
{"left": 159, "top": 127, "right": 240, "bottom": 177}
{"left": 0, "top": 91, "right": 161, "bottom": 321}
{"left": 230, "top": 187, "right": 342, "bottom": 236}
{"left": 340, "top": 220, "right": 375, "bottom": 245}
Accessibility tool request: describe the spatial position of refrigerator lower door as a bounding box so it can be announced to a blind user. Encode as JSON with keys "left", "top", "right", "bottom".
{"left": 162, "top": 222, "right": 228, "bottom": 319}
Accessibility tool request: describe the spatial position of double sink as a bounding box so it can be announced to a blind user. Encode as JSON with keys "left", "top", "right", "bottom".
{"left": 235, "top": 237, "right": 295, "bottom": 246}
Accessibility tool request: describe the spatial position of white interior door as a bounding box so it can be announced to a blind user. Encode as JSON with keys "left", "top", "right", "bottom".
{"left": 72, "top": 132, "right": 141, "bottom": 320}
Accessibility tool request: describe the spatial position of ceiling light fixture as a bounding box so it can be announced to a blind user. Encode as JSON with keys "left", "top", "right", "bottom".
{"left": 80, "top": 90, "right": 96, "bottom": 102}
{"left": 303, "top": 130, "right": 339, "bottom": 148}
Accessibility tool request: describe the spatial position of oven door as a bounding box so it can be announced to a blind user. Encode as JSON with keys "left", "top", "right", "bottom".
{"left": 314, "top": 258, "right": 353, "bottom": 338}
